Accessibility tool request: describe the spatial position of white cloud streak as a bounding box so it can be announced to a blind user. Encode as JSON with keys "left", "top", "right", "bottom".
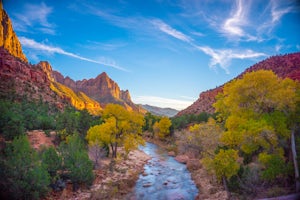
{"left": 13, "top": 2, "right": 55, "bottom": 34}
{"left": 196, "top": 46, "right": 267, "bottom": 73}
{"left": 133, "top": 95, "right": 193, "bottom": 110}
{"left": 19, "top": 37, "right": 127, "bottom": 71}
{"left": 271, "top": 0, "right": 293, "bottom": 23}
{"left": 222, "top": 0, "right": 245, "bottom": 37}
{"left": 151, "top": 20, "right": 266, "bottom": 73}
{"left": 151, "top": 19, "right": 192, "bottom": 43}
{"left": 221, "top": 0, "right": 261, "bottom": 42}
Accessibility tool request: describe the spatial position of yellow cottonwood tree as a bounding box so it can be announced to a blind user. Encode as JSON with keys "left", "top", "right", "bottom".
{"left": 189, "top": 118, "right": 223, "bottom": 157}
{"left": 153, "top": 117, "right": 172, "bottom": 139}
{"left": 213, "top": 70, "right": 299, "bottom": 186}
{"left": 86, "top": 104, "right": 145, "bottom": 158}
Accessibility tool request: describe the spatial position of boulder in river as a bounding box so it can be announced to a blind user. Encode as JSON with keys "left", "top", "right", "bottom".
{"left": 143, "top": 183, "right": 152, "bottom": 187}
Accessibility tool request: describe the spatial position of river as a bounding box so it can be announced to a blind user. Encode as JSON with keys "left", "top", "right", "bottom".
{"left": 128, "top": 142, "right": 198, "bottom": 200}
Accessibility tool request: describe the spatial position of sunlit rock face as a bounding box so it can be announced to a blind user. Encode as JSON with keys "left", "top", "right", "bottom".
{"left": 0, "top": 2, "right": 27, "bottom": 62}
{"left": 52, "top": 71, "right": 145, "bottom": 112}
{"left": 177, "top": 52, "right": 300, "bottom": 116}
{"left": 37, "top": 61, "right": 102, "bottom": 115}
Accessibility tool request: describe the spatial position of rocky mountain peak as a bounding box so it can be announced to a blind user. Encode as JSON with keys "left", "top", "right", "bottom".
{"left": 121, "top": 90, "right": 131, "bottom": 102}
{"left": 0, "top": 1, "right": 27, "bottom": 62}
{"left": 37, "top": 61, "right": 54, "bottom": 81}
{"left": 52, "top": 70, "right": 142, "bottom": 112}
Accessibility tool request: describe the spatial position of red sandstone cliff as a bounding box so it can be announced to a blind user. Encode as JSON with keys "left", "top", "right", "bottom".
{"left": 0, "top": 2, "right": 27, "bottom": 62}
{"left": 0, "top": 47, "right": 64, "bottom": 109}
{"left": 177, "top": 52, "right": 300, "bottom": 116}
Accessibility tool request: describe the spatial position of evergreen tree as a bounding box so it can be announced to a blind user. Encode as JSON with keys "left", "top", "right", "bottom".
{"left": 0, "top": 135, "right": 50, "bottom": 199}
{"left": 59, "top": 134, "right": 94, "bottom": 191}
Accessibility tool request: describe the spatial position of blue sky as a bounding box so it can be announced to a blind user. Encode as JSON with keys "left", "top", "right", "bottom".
{"left": 4, "top": 0, "right": 300, "bottom": 110}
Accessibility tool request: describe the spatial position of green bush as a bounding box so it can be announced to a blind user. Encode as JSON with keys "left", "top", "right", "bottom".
{"left": 41, "top": 146, "right": 62, "bottom": 178}
{"left": 0, "top": 135, "right": 50, "bottom": 199}
{"left": 59, "top": 134, "right": 94, "bottom": 191}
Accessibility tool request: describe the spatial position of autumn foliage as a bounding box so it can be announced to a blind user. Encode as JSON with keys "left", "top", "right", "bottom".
{"left": 86, "top": 104, "right": 145, "bottom": 158}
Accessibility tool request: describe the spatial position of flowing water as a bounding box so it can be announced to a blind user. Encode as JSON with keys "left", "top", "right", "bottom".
{"left": 128, "top": 142, "right": 198, "bottom": 200}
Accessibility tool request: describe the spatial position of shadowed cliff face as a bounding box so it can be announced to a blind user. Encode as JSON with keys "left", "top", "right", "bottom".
{"left": 0, "top": 2, "right": 27, "bottom": 62}
{"left": 177, "top": 52, "right": 300, "bottom": 116}
{"left": 0, "top": 47, "right": 64, "bottom": 109}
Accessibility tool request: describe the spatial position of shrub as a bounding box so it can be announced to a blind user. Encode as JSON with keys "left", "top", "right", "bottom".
{"left": 0, "top": 135, "right": 50, "bottom": 199}
{"left": 59, "top": 134, "right": 94, "bottom": 191}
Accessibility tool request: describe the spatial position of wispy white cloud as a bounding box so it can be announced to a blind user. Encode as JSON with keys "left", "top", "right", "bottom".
{"left": 19, "top": 37, "right": 127, "bottom": 71}
{"left": 195, "top": 46, "right": 266, "bottom": 73}
{"left": 190, "top": 31, "right": 205, "bottom": 37}
{"left": 258, "top": 0, "right": 294, "bottom": 36}
{"left": 151, "top": 19, "right": 192, "bottom": 43}
{"left": 222, "top": 0, "right": 245, "bottom": 37}
{"left": 180, "top": 96, "right": 197, "bottom": 101}
{"left": 221, "top": 0, "right": 261, "bottom": 42}
{"left": 148, "top": 19, "right": 267, "bottom": 74}
{"left": 75, "top": 2, "right": 145, "bottom": 31}
{"left": 133, "top": 95, "right": 193, "bottom": 110}
{"left": 12, "top": 2, "right": 55, "bottom": 34}
{"left": 271, "top": 0, "right": 293, "bottom": 23}
{"left": 83, "top": 40, "right": 127, "bottom": 51}
{"left": 275, "top": 44, "right": 282, "bottom": 52}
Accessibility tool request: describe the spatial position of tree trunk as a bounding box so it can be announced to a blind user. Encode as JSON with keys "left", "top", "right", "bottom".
{"left": 222, "top": 176, "right": 231, "bottom": 199}
{"left": 291, "top": 127, "right": 300, "bottom": 192}
{"left": 112, "top": 142, "right": 118, "bottom": 158}
{"left": 110, "top": 143, "right": 114, "bottom": 158}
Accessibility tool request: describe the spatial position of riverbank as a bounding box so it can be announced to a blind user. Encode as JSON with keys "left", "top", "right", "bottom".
{"left": 46, "top": 148, "right": 151, "bottom": 200}
{"left": 145, "top": 137, "right": 227, "bottom": 200}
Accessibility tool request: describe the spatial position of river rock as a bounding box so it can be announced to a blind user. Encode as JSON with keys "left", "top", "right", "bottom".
{"left": 175, "top": 155, "right": 189, "bottom": 164}
{"left": 168, "top": 151, "right": 176, "bottom": 156}
{"left": 143, "top": 183, "right": 152, "bottom": 187}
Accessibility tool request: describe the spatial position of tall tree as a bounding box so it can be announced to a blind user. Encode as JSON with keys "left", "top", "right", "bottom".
{"left": 189, "top": 118, "right": 223, "bottom": 157}
{"left": 153, "top": 117, "right": 172, "bottom": 139}
{"left": 59, "top": 134, "right": 94, "bottom": 191}
{"left": 86, "top": 104, "right": 145, "bottom": 158}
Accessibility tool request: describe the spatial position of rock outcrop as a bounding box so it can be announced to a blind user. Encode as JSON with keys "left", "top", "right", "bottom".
{"left": 0, "top": 2, "right": 27, "bottom": 62}
{"left": 177, "top": 52, "right": 300, "bottom": 116}
{"left": 37, "top": 61, "right": 102, "bottom": 115}
{"left": 0, "top": 48, "right": 102, "bottom": 114}
{"left": 52, "top": 71, "right": 145, "bottom": 112}
{"left": 0, "top": 47, "right": 63, "bottom": 108}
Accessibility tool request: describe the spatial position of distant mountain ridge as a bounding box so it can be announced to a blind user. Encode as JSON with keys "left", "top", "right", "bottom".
{"left": 177, "top": 52, "right": 300, "bottom": 116}
{"left": 141, "top": 104, "right": 179, "bottom": 117}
